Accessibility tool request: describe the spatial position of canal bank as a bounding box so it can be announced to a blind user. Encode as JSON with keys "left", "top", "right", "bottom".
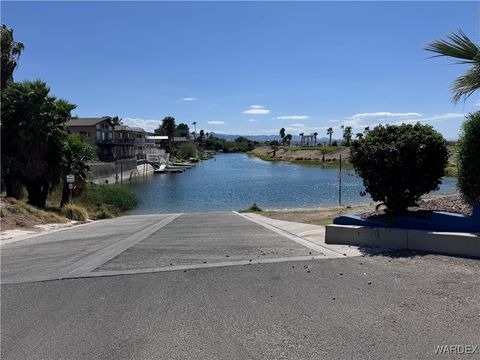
{"left": 126, "top": 153, "right": 457, "bottom": 214}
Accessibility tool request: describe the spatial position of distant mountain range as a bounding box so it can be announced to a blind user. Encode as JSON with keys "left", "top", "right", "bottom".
{"left": 212, "top": 133, "right": 333, "bottom": 144}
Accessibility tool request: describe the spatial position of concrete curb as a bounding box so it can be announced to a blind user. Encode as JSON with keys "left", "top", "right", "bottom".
{"left": 325, "top": 224, "right": 480, "bottom": 258}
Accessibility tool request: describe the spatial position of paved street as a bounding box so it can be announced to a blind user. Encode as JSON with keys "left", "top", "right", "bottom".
{"left": 1, "top": 212, "right": 479, "bottom": 359}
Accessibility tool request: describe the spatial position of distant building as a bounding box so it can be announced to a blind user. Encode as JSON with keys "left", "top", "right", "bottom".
{"left": 67, "top": 117, "right": 156, "bottom": 162}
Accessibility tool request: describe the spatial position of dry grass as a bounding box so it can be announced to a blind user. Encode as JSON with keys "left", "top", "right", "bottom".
{"left": 0, "top": 196, "right": 68, "bottom": 231}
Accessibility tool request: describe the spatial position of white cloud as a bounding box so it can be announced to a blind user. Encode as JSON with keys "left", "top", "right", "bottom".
{"left": 397, "top": 113, "right": 464, "bottom": 124}
{"left": 337, "top": 111, "right": 465, "bottom": 134}
{"left": 350, "top": 112, "right": 422, "bottom": 121}
{"left": 243, "top": 105, "right": 270, "bottom": 115}
{"left": 123, "top": 117, "right": 162, "bottom": 132}
{"left": 274, "top": 115, "right": 311, "bottom": 120}
{"left": 248, "top": 119, "right": 258, "bottom": 122}
{"left": 207, "top": 121, "right": 225, "bottom": 125}
{"left": 183, "top": 97, "right": 198, "bottom": 101}
{"left": 288, "top": 123, "right": 305, "bottom": 128}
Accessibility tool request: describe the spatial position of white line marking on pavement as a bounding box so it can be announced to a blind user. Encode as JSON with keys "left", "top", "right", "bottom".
{"left": 60, "top": 213, "right": 183, "bottom": 277}
{"left": 64, "top": 255, "right": 330, "bottom": 280}
{"left": 233, "top": 211, "right": 344, "bottom": 258}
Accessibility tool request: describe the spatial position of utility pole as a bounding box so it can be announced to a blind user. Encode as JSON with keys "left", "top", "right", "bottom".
{"left": 338, "top": 154, "right": 342, "bottom": 206}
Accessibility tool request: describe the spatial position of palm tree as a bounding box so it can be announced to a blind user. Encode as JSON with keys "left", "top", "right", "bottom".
{"left": 364, "top": 126, "right": 370, "bottom": 135}
{"left": 279, "top": 127, "right": 285, "bottom": 145}
{"left": 425, "top": 30, "right": 480, "bottom": 103}
{"left": 343, "top": 126, "right": 353, "bottom": 146}
{"left": 192, "top": 121, "right": 197, "bottom": 140}
{"left": 1, "top": 24, "right": 24, "bottom": 91}
{"left": 111, "top": 116, "right": 122, "bottom": 126}
{"left": 313, "top": 132, "right": 318, "bottom": 146}
{"left": 285, "top": 133, "right": 292, "bottom": 146}
{"left": 299, "top": 133, "right": 304, "bottom": 146}
{"left": 327, "top": 127, "right": 333, "bottom": 146}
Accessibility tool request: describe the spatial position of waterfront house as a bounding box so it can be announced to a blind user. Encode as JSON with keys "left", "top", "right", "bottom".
{"left": 66, "top": 117, "right": 115, "bottom": 161}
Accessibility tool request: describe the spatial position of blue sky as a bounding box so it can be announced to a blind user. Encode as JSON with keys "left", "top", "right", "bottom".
{"left": 2, "top": 1, "right": 479, "bottom": 139}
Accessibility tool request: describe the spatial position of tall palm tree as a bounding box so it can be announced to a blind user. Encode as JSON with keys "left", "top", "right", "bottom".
{"left": 279, "top": 127, "right": 285, "bottom": 145}
{"left": 285, "top": 133, "right": 292, "bottom": 146}
{"left": 327, "top": 127, "right": 333, "bottom": 146}
{"left": 313, "top": 132, "right": 318, "bottom": 146}
{"left": 299, "top": 132, "right": 304, "bottom": 147}
{"left": 1, "top": 24, "right": 24, "bottom": 91}
{"left": 425, "top": 30, "right": 480, "bottom": 103}
{"left": 192, "top": 121, "right": 197, "bottom": 140}
{"left": 343, "top": 126, "right": 353, "bottom": 146}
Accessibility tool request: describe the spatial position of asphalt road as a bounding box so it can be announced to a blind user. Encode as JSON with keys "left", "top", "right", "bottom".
{"left": 1, "top": 212, "right": 479, "bottom": 359}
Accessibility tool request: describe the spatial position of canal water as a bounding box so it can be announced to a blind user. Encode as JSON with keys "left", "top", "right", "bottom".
{"left": 127, "top": 153, "right": 457, "bottom": 214}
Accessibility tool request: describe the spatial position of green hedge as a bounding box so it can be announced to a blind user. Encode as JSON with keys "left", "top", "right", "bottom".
{"left": 457, "top": 112, "right": 480, "bottom": 206}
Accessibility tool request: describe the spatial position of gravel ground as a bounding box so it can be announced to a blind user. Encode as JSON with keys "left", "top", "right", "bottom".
{"left": 361, "top": 194, "right": 472, "bottom": 220}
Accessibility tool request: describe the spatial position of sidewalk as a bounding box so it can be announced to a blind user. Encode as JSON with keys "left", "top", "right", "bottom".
{"left": 237, "top": 212, "right": 371, "bottom": 257}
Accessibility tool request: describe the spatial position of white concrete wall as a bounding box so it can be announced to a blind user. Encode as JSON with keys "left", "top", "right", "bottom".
{"left": 326, "top": 224, "right": 480, "bottom": 258}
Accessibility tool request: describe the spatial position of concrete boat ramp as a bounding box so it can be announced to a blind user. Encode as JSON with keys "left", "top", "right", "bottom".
{"left": 1, "top": 211, "right": 363, "bottom": 285}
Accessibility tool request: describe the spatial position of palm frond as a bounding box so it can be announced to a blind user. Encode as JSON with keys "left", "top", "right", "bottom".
{"left": 451, "top": 65, "right": 480, "bottom": 103}
{"left": 425, "top": 30, "right": 480, "bottom": 65}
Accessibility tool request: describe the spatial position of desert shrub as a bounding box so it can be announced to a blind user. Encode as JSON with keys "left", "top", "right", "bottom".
{"left": 80, "top": 184, "right": 138, "bottom": 215}
{"left": 178, "top": 142, "right": 197, "bottom": 159}
{"left": 239, "top": 203, "right": 263, "bottom": 212}
{"left": 92, "top": 205, "right": 115, "bottom": 219}
{"left": 457, "top": 112, "right": 480, "bottom": 206}
{"left": 350, "top": 123, "right": 448, "bottom": 214}
{"left": 61, "top": 204, "right": 88, "bottom": 221}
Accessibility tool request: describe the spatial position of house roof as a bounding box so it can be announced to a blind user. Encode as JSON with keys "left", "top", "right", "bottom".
{"left": 130, "top": 127, "right": 146, "bottom": 133}
{"left": 114, "top": 125, "right": 131, "bottom": 131}
{"left": 66, "top": 117, "right": 112, "bottom": 127}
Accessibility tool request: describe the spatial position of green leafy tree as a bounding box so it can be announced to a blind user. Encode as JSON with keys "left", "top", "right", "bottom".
{"left": 457, "top": 112, "right": 480, "bottom": 207}
{"left": 1, "top": 24, "right": 24, "bottom": 91}
{"left": 176, "top": 123, "right": 190, "bottom": 137}
{"left": 350, "top": 123, "right": 448, "bottom": 215}
{"left": 425, "top": 30, "right": 480, "bottom": 103}
{"left": 60, "top": 135, "right": 96, "bottom": 207}
{"left": 327, "top": 127, "right": 334, "bottom": 146}
{"left": 161, "top": 116, "right": 176, "bottom": 153}
{"left": 178, "top": 142, "right": 197, "bottom": 159}
{"left": 1, "top": 80, "right": 75, "bottom": 207}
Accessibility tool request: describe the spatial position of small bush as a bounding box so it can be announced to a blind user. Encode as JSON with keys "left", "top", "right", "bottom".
{"left": 240, "top": 203, "right": 263, "bottom": 212}
{"left": 350, "top": 123, "right": 448, "bottom": 215}
{"left": 457, "top": 112, "right": 480, "bottom": 206}
{"left": 81, "top": 184, "right": 138, "bottom": 214}
{"left": 92, "top": 205, "right": 115, "bottom": 219}
{"left": 178, "top": 142, "right": 197, "bottom": 159}
{"left": 61, "top": 204, "right": 88, "bottom": 221}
